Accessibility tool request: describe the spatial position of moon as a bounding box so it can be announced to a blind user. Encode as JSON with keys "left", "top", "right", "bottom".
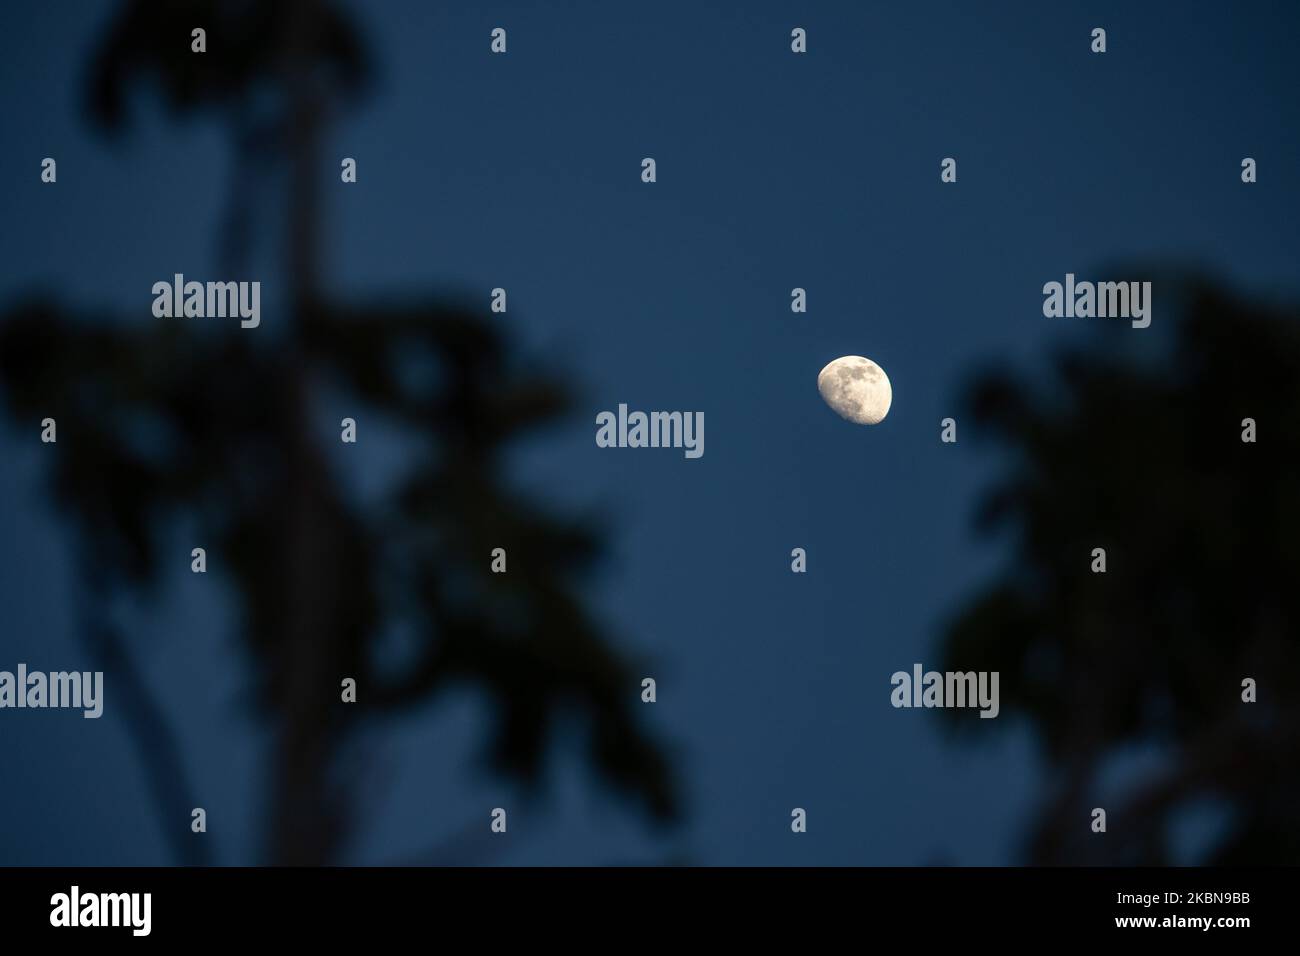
{"left": 817, "top": 355, "right": 892, "bottom": 425}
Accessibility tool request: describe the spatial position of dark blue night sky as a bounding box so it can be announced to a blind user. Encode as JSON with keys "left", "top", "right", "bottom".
{"left": 1, "top": 0, "right": 1297, "bottom": 865}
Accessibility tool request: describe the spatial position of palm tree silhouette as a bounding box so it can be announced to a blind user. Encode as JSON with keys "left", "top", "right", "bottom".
{"left": 0, "top": 0, "right": 676, "bottom": 865}
{"left": 940, "top": 272, "right": 1300, "bottom": 864}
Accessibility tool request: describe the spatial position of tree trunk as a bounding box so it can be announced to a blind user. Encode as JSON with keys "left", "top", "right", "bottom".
{"left": 265, "top": 0, "right": 348, "bottom": 866}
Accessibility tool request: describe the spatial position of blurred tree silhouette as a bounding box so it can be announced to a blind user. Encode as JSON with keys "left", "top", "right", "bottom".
{"left": 941, "top": 273, "right": 1300, "bottom": 864}
{"left": 0, "top": 0, "right": 676, "bottom": 865}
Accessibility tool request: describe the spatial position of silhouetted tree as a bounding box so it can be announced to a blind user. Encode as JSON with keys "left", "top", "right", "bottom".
{"left": 0, "top": 0, "right": 675, "bottom": 865}
{"left": 941, "top": 273, "right": 1300, "bottom": 864}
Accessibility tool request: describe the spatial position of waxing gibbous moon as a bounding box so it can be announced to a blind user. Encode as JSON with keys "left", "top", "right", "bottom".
{"left": 817, "top": 355, "right": 892, "bottom": 425}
